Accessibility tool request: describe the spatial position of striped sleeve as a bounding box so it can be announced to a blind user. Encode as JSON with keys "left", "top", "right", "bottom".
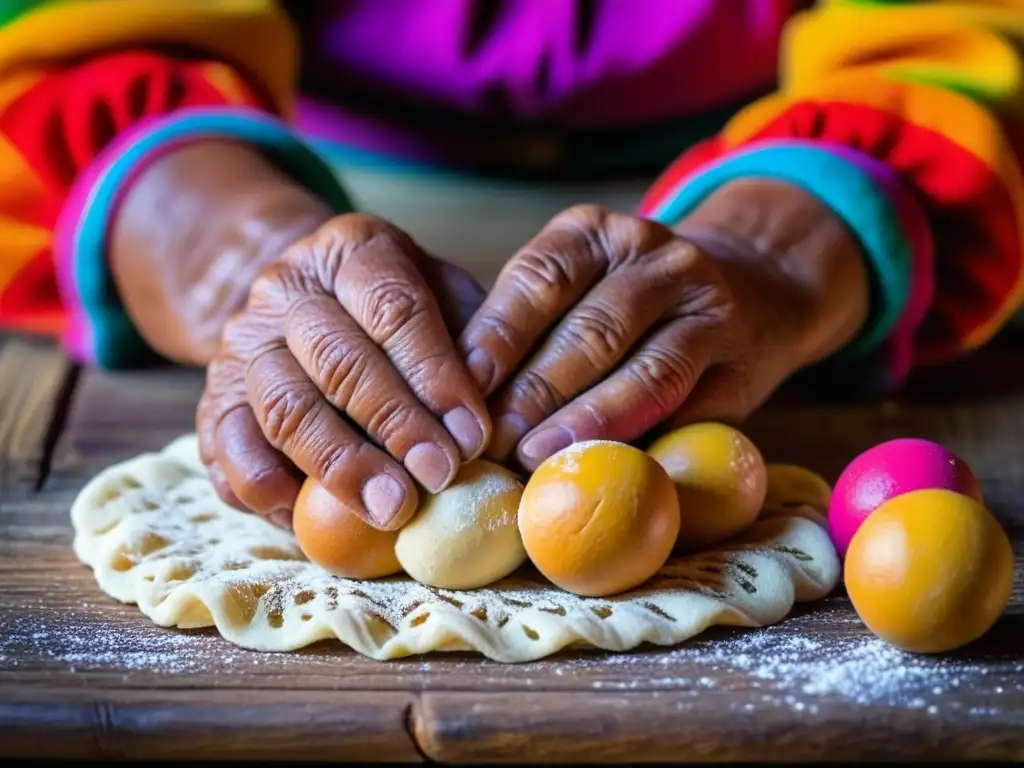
{"left": 0, "top": 1, "right": 351, "bottom": 368}
{"left": 640, "top": 0, "right": 1024, "bottom": 390}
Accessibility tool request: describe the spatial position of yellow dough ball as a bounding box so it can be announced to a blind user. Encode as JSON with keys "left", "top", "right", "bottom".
{"left": 845, "top": 489, "right": 1014, "bottom": 654}
{"left": 395, "top": 460, "right": 526, "bottom": 590}
{"left": 293, "top": 478, "right": 402, "bottom": 579}
{"left": 647, "top": 423, "right": 767, "bottom": 551}
{"left": 761, "top": 464, "right": 832, "bottom": 526}
{"left": 519, "top": 440, "right": 680, "bottom": 597}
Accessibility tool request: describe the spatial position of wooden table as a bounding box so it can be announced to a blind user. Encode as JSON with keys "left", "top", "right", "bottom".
{"left": 2, "top": 333, "right": 1023, "bottom": 763}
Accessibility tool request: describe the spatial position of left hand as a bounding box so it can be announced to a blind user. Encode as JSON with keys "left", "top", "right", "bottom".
{"left": 459, "top": 181, "right": 868, "bottom": 470}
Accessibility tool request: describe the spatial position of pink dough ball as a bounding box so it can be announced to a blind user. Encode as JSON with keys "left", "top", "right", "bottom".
{"left": 829, "top": 438, "right": 982, "bottom": 558}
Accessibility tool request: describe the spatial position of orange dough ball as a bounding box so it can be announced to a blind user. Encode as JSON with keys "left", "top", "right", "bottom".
{"left": 647, "top": 423, "right": 767, "bottom": 551}
{"left": 845, "top": 489, "right": 1014, "bottom": 654}
{"left": 293, "top": 478, "right": 402, "bottom": 579}
{"left": 519, "top": 440, "right": 680, "bottom": 597}
{"left": 761, "top": 464, "right": 832, "bottom": 527}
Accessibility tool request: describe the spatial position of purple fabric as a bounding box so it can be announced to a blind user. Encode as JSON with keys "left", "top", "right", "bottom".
{"left": 289, "top": 0, "right": 795, "bottom": 131}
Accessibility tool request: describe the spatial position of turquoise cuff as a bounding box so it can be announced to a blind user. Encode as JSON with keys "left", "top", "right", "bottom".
{"left": 644, "top": 140, "right": 913, "bottom": 361}
{"left": 56, "top": 107, "right": 352, "bottom": 369}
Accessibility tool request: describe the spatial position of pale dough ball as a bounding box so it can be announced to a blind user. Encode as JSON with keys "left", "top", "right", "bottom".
{"left": 395, "top": 459, "right": 527, "bottom": 590}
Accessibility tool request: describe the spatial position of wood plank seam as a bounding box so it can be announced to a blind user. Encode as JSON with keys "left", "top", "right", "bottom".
{"left": 33, "top": 365, "right": 81, "bottom": 492}
{"left": 404, "top": 701, "right": 433, "bottom": 763}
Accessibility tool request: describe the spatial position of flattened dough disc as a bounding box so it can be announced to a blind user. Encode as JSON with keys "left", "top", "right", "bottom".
{"left": 71, "top": 435, "right": 840, "bottom": 663}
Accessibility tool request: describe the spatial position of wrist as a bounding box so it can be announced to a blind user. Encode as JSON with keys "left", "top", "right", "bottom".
{"left": 674, "top": 178, "right": 870, "bottom": 372}
{"left": 111, "top": 141, "right": 333, "bottom": 365}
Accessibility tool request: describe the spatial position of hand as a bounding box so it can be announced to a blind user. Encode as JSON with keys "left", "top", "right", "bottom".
{"left": 459, "top": 180, "right": 869, "bottom": 471}
{"left": 197, "top": 213, "right": 491, "bottom": 531}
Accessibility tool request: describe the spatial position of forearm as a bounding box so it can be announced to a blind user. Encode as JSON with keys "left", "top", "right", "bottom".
{"left": 110, "top": 142, "right": 334, "bottom": 366}
{"left": 674, "top": 178, "right": 870, "bottom": 375}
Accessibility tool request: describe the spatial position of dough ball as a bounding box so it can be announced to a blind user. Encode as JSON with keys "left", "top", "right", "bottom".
{"left": 293, "top": 478, "right": 402, "bottom": 579}
{"left": 761, "top": 464, "right": 832, "bottom": 527}
{"left": 845, "top": 489, "right": 1012, "bottom": 654}
{"left": 395, "top": 460, "right": 526, "bottom": 590}
{"left": 519, "top": 441, "right": 680, "bottom": 597}
{"left": 829, "top": 438, "right": 982, "bottom": 558}
{"left": 647, "top": 423, "right": 766, "bottom": 552}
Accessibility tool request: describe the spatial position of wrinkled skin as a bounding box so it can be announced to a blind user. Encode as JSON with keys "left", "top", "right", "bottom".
{"left": 113, "top": 142, "right": 867, "bottom": 532}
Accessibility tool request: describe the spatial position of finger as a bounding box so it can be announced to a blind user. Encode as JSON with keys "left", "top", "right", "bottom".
{"left": 215, "top": 403, "right": 303, "bottom": 527}
{"left": 459, "top": 206, "right": 677, "bottom": 396}
{"left": 324, "top": 219, "right": 490, "bottom": 460}
{"left": 245, "top": 341, "right": 419, "bottom": 530}
{"left": 285, "top": 293, "right": 463, "bottom": 493}
{"left": 199, "top": 356, "right": 302, "bottom": 520}
{"left": 485, "top": 258, "right": 682, "bottom": 458}
{"left": 663, "top": 365, "right": 756, "bottom": 428}
{"left": 513, "top": 319, "right": 720, "bottom": 470}
{"left": 456, "top": 206, "right": 611, "bottom": 395}
{"left": 206, "top": 460, "right": 246, "bottom": 514}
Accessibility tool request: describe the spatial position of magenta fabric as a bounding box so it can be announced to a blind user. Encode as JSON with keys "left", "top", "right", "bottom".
{"left": 813, "top": 142, "right": 936, "bottom": 386}
{"left": 291, "top": 0, "right": 795, "bottom": 129}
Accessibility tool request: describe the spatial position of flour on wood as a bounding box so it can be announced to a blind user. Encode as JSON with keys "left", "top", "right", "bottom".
{"left": 69, "top": 434, "right": 841, "bottom": 663}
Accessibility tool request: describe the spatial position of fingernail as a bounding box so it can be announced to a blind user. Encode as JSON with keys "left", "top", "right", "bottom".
{"left": 268, "top": 510, "right": 293, "bottom": 530}
{"left": 465, "top": 348, "right": 495, "bottom": 392}
{"left": 361, "top": 474, "right": 407, "bottom": 526}
{"left": 489, "top": 413, "right": 531, "bottom": 459}
{"left": 405, "top": 442, "right": 454, "bottom": 493}
{"left": 519, "top": 426, "right": 574, "bottom": 465}
{"left": 443, "top": 406, "right": 484, "bottom": 458}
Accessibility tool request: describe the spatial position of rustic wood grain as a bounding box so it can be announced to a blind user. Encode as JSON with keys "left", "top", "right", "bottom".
{"left": 0, "top": 688, "right": 422, "bottom": 761}
{"left": 2, "top": 335, "right": 1024, "bottom": 761}
{"left": 414, "top": 689, "right": 1024, "bottom": 763}
{"left": 0, "top": 336, "right": 76, "bottom": 496}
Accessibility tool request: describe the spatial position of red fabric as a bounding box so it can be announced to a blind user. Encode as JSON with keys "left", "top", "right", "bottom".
{"left": 641, "top": 100, "right": 1021, "bottom": 363}
{"left": 0, "top": 50, "right": 266, "bottom": 333}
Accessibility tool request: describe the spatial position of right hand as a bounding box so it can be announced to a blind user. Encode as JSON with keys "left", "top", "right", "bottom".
{"left": 197, "top": 213, "right": 492, "bottom": 531}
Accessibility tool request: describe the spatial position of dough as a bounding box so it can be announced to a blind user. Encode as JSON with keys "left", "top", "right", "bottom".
{"left": 70, "top": 434, "right": 841, "bottom": 662}
{"left": 519, "top": 441, "right": 679, "bottom": 597}
{"left": 648, "top": 423, "right": 767, "bottom": 551}
{"left": 395, "top": 459, "right": 526, "bottom": 590}
{"left": 293, "top": 477, "right": 402, "bottom": 579}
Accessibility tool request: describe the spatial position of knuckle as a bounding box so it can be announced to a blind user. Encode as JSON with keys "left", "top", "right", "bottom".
{"left": 255, "top": 377, "right": 323, "bottom": 448}
{"left": 512, "top": 247, "right": 576, "bottom": 300}
{"left": 599, "top": 212, "right": 673, "bottom": 264}
{"left": 552, "top": 203, "right": 608, "bottom": 229}
{"left": 249, "top": 260, "right": 315, "bottom": 307}
{"left": 560, "top": 302, "right": 631, "bottom": 368}
{"left": 327, "top": 212, "right": 399, "bottom": 245}
{"left": 366, "top": 398, "right": 423, "bottom": 447}
{"left": 318, "top": 440, "right": 379, "bottom": 488}
{"left": 220, "top": 308, "right": 285, "bottom": 360}
{"left": 656, "top": 239, "right": 705, "bottom": 280}
{"left": 306, "top": 327, "right": 369, "bottom": 405}
{"left": 628, "top": 347, "right": 700, "bottom": 415}
{"left": 362, "top": 278, "right": 428, "bottom": 341}
{"left": 511, "top": 369, "right": 567, "bottom": 415}
{"left": 400, "top": 348, "right": 453, "bottom": 395}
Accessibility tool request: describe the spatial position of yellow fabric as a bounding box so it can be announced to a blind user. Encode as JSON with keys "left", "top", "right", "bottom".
{"left": 0, "top": 0, "right": 296, "bottom": 116}
{"left": 785, "top": 3, "right": 1024, "bottom": 119}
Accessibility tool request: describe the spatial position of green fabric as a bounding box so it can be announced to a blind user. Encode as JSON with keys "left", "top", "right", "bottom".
{"left": 0, "top": 0, "right": 51, "bottom": 28}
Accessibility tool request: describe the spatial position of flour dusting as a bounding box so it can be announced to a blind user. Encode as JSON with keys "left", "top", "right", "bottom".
{"left": 4, "top": 603, "right": 1020, "bottom": 719}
